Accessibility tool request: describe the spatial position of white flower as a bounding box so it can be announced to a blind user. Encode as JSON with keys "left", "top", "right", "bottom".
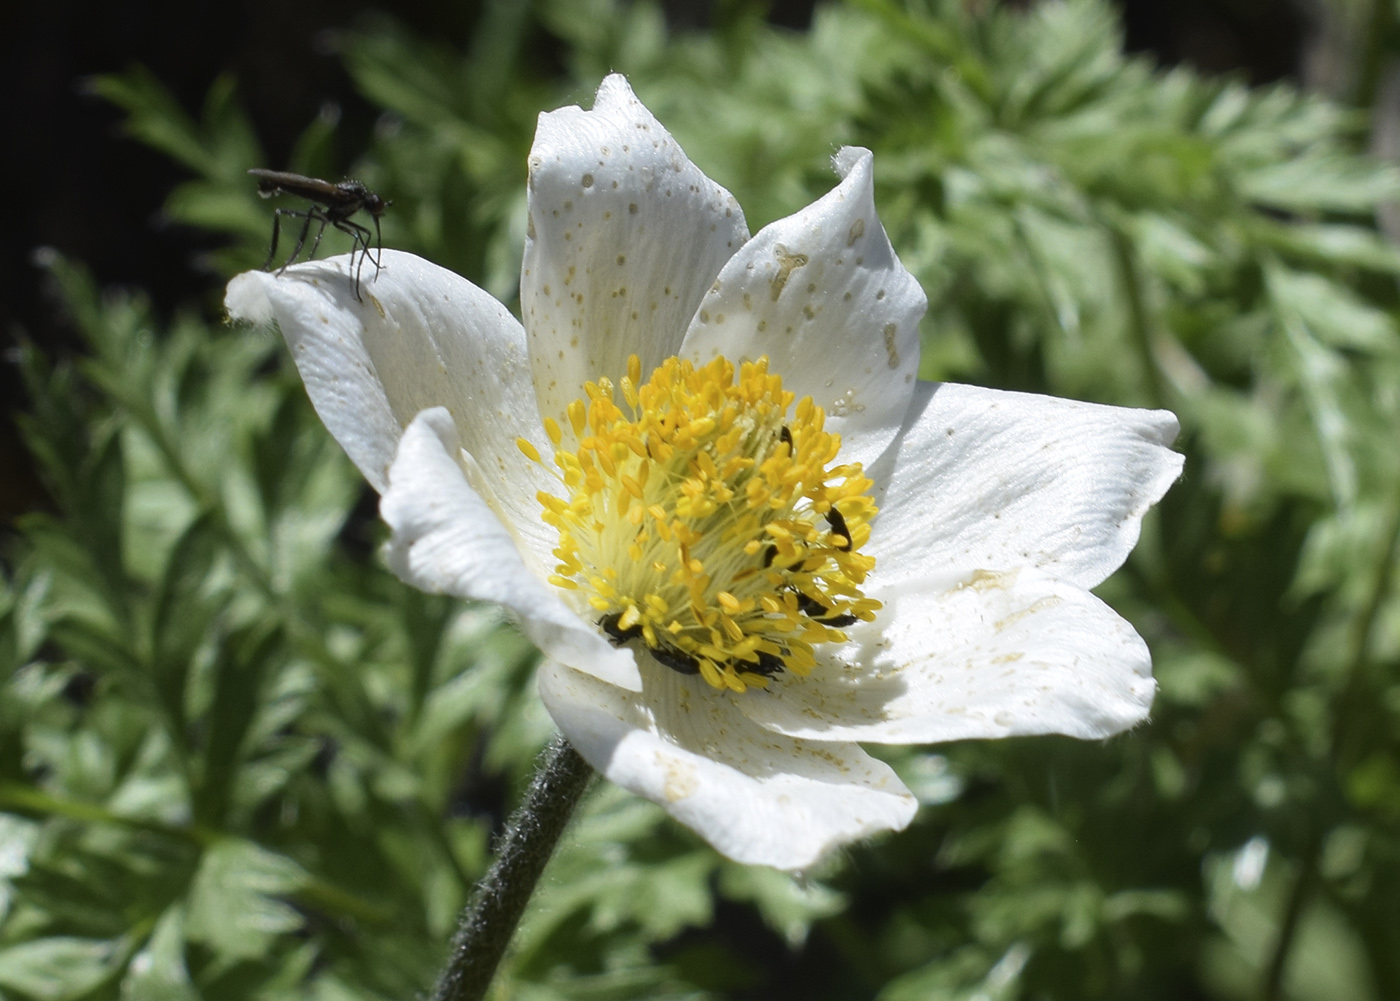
{"left": 226, "top": 75, "right": 1183, "bottom": 870}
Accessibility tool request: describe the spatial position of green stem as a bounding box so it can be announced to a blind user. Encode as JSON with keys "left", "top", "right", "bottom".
{"left": 1330, "top": 485, "right": 1400, "bottom": 765}
{"left": 1259, "top": 828, "right": 1322, "bottom": 1001}
{"left": 1108, "top": 223, "right": 1166, "bottom": 410}
{"left": 1356, "top": 0, "right": 1397, "bottom": 116}
{"left": 431, "top": 736, "right": 594, "bottom": 1001}
{"left": 0, "top": 781, "right": 215, "bottom": 846}
{"left": 1258, "top": 483, "right": 1400, "bottom": 1001}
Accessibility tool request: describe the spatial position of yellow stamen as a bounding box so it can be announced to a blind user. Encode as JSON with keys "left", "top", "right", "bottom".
{"left": 535, "top": 354, "right": 880, "bottom": 692}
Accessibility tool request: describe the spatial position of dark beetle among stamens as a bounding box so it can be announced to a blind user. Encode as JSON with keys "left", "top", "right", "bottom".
{"left": 599, "top": 612, "right": 701, "bottom": 676}
{"left": 599, "top": 612, "right": 643, "bottom": 646}
{"left": 825, "top": 506, "right": 853, "bottom": 552}
{"left": 602, "top": 611, "right": 795, "bottom": 681}
{"left": 649, "top": 645, "right": 702, "bottom": 676}
{"left": 249, "top": 168, "right": 389, "bottom": 301}
{"left": 749, "top": 650, "right": 787, "bottom": 677}
{"left": 794, "top": 590, "right": 859, "bottom": 628}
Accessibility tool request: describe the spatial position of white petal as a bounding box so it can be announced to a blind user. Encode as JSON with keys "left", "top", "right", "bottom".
{"left": 521, "top": 74, "right": 749, "bottom": 427}
{"left": 681, "top": 148, "right": 926, "bottom": 470}
{"left": 224, "top": 251, "right": 557, "bottom": 567}
{"left": 867, "top": 382, "right": 1183, "bottom": 591}
{"left": 383, "top": 410, "right": 642, "bottom": 692}
{"left": 538, "top": 659, "right": 916, "bottom": 870}
{"left": 734, "top": 568, "right": 1155, "bottom": 743}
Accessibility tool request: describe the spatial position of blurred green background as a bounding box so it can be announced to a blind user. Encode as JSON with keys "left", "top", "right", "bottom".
{"left": 4, "top": 0, "right": 1400, "bottom": 998}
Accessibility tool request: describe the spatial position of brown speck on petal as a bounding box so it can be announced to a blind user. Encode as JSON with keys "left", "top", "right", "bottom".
{"left": 770, "top": 244, "right": 809, "bottom": 301}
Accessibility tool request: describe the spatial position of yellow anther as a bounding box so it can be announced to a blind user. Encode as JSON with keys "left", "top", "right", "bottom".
{"left": 567, "top": 399, "right": 587, "bottom": 436}
{"left": 537, "top": 493, "right": 568, "bottom": 514}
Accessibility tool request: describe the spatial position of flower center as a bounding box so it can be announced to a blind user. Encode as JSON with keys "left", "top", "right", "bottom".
{"left": 518, "top": 354, "right": 880, "bottom": 693}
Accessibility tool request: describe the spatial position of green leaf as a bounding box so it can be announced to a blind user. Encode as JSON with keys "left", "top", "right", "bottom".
{"left": 717, "top": 863, "right": 844, "bottom": 947}
{"left": 1240, "top": 155, "right": 1400, "bottom": 214}
{"left": 184, "top": 840, "right": 306, "bottom": 962}
{"left": 0, "top": 936, "right": 128, "bottom": 1001}
{"left": 147, "top": 512, "right": 222, "bottom": 740}
{"left": 192, "top": 622, "right": 282, "bottom": 825}
{"left": 120, "top": 906, "right": 198, "bottom": 1001}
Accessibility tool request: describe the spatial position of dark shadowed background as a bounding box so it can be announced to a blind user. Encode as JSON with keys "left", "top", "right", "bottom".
{"left": 0, "top": 0, "right": 1313, "bottom": 527}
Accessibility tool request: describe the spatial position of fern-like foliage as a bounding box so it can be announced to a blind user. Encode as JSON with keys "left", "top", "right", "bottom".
{"left": 4, "top": 2, "right": 1400, "bottom": 999}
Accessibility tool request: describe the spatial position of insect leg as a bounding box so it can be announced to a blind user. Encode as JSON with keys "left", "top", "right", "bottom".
{"left": 302, "top": 207, "right": 333, "bottom": 263}
{"left": 272, "top": 207, "right": 318, "bottom": 273}
{"left": 261, "top": 210, "right": 285, "bottom": 271}
{"left": 334, "top": 218, "right": 376, "bottom": 301}
{"left": 371, "top": 213, "right": 384, "bottom": 276}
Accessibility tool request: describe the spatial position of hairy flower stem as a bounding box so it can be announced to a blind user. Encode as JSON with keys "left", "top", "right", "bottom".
{"left": 431, "top": 736, "right": 594, "bottom": 1001}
